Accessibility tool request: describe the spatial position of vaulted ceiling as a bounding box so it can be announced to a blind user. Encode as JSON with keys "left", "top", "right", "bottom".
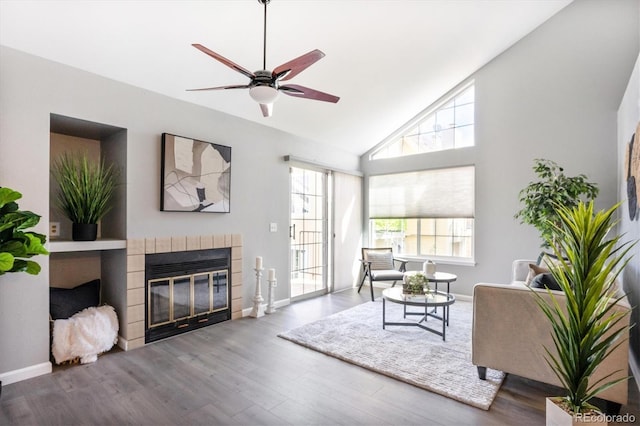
{"left": 0, "top": 0, "right": 572, "bottom": 155}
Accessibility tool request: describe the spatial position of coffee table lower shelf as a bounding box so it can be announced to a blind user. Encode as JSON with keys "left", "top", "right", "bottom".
{"left": 382, "top": 288, "right": 455, "bottom": 341}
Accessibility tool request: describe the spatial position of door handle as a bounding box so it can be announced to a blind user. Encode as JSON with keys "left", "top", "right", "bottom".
{"left": 289, "top": 224, "right": 296, "bottom": 240}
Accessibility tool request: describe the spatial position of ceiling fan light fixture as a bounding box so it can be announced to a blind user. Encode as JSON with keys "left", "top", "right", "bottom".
{"left": 188, "top": 0, "right": 339, "bottom": 116}
{"left": 249, "top": 85, "right": 279, "bottom": 104}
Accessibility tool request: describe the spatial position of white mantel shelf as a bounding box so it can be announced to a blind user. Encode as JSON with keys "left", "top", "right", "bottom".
{"left": 48, "top": 239, "right": 127, "bottom": 253}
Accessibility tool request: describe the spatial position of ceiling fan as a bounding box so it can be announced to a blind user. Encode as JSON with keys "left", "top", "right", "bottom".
{"left": 188, "top": 0, "right": 340, "bottom": 117}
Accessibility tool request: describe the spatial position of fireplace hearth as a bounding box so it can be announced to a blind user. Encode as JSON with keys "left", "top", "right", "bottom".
{"left": 145, "top": 248, "right": 231, "bottom": 343}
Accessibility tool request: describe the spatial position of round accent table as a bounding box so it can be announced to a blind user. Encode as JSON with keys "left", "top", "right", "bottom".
{"left": 404, "top": 271, "right": 457, "bottom": 325}
{"left": 381, "top": 287, "right": 455, "bottom": 340}
{"left": 426, "top": 272, "right": 456, "bottom": 325}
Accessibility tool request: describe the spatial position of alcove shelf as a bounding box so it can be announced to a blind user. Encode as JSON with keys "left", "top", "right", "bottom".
{"left": 48, "top": 239, "right": 127, "bottom": 253}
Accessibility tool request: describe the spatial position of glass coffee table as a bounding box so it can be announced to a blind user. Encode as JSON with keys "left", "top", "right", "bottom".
{"left": 382, "top": 287, "right": 455, "bottom": 340}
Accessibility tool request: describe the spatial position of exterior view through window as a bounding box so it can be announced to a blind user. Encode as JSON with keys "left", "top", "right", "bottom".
{"left": 371, "top": 83, "right": 474, "bottom": 160}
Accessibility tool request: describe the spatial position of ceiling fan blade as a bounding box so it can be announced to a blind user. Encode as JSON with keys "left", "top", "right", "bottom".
{"left": 259, "top": 103, "right": 273, "bottom": 117}
{"left": 280, "top": 84, "right": 340, "bottom": 103}
{"left": 192, "top": 44, "right": 255, "bottom": 80}
{"left": 186, "top": 84, "right": 250, "bottom": 92}
{"left": 273, "top": 49, "right": 325, "bottom": 81}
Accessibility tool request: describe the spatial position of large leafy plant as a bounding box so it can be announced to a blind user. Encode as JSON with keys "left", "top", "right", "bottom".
{"left": 51, "top": 153, "right": 118, "bottom": 224}
{"left": 0, "top": 187, "right": 49, "bottom": 275}
{"left": 515, "top": 159, "right": 599, "bottom": 251}
{"left": 534, "top": 201, "right": 632, "bottom": 414}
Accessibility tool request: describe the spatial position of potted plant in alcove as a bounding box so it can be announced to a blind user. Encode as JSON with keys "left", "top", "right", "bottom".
{"left": 0, "top": 186, "right": 49, "bottom": 397}
{"left": 514, "top": 158, "right": 599, "bottom": 255}
{"left": 51, "top": 153, "right": 118, "bottom": 241}
{"left": 533, "top": 201, "right": 633, "bottom": 425}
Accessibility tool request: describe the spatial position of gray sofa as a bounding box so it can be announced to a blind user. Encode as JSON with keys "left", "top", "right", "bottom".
{"left": 472, "top": 259, "right": 630, "bottom": 410}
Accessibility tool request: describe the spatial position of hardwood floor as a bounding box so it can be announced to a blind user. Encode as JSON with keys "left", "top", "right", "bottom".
{"left": 1, "top": 288, "right": 638, "bottom": 425}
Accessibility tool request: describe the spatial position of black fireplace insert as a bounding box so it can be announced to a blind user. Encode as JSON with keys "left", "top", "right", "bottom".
{"left": 145, "top": 248, "right": 231, "bottom": 343}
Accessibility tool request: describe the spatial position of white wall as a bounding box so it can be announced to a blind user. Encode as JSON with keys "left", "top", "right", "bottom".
{"left": 617, "top": 53, "right": 640, "bottom": 375}
{"left": 361, "top": 0, "right": 640, "bottom": 297}
{"left": 0, "top": 45, "right": 359, "bottom": 380}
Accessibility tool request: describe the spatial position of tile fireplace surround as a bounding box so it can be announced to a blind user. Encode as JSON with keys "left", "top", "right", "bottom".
{"left": 124, "top": 234, "right": 243, "bottom": 350}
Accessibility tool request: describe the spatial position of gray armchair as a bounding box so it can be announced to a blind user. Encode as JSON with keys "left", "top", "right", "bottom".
{"left": 358, "top": 247, "right": 408, "bottom": 301}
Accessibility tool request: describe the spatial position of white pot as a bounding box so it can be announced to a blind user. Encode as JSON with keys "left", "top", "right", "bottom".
{"left": 422, "top": 260, "right": 436, "bottom": 275}
{"left": 546, "top": 397, "right": 607, "bottom": 426}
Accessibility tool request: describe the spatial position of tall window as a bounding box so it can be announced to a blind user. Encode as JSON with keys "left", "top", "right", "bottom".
{"left": 371, "top": 83, "right": 474, "bottom": 160}
{"left": 368, "top": 166, "right": 475, "bottom": 261}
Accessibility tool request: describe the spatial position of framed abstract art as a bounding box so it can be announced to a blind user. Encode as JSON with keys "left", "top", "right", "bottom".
{"left": 624, "top": 122, "right": 640, "bottom": 220}
{"left": 161, "top": 133, "right": 231, "bottom": 212}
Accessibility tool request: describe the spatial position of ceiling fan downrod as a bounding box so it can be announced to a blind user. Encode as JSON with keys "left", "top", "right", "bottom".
{"left": 259, "top": 0, "right": 270, "bottom": 70}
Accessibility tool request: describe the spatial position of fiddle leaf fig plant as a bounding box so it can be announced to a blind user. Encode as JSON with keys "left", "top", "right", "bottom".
{"left": 0, "top": 187, "right": 49, "bottom": 275}
{"left": 515, "top": 158, "right": 598, "bottom": 252}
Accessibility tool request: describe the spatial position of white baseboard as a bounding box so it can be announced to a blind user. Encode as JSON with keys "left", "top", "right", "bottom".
{"left": 242, "top": 298, "right": 291, "bottom": 317}
{"left": 0, "top": 362, "right": 52, "bottom": 386}
{"left": 454, "top": 293, "right": 472, "bottom": 302}
{"left": 117, "top": 335, "right": 128, "bottom": 351}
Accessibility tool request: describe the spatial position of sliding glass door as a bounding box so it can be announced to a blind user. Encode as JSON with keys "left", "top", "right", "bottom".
{"left": 289, "top": 167, "right": 328, "bottom": 300}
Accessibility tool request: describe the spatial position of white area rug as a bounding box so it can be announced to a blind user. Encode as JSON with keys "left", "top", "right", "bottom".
{"left": 278, "top": 299, "right": 504, "bottom": 410}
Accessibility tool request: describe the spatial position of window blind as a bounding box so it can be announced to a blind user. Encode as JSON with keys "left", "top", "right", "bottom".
{"left": 368, "top": 166, "right": 475, "bottom": 219}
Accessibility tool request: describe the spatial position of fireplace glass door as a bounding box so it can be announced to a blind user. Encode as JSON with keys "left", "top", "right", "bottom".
{"left": 212, "top": 271, "right": 228, "bottom": 310}
{"left": 193, "top": 273, "right": 211, "bottom": 315}
{"left": 149, "top": 279, "right": 171, "bottom": 326}
{"left": 148, "top": 270, "right": 229, "bottom": 329}
{"left": 173, "top": 275, "right": 191, "bottom": 321}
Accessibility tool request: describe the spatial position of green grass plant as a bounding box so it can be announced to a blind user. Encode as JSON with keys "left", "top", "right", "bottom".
{"left": 533, "top": 201, "right": 633, "bottom": 414}
{"left": 52, "top": 153, "right": 118, "bottom": 224}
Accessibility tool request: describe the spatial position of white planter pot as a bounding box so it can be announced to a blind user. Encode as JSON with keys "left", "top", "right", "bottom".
{"left": 546, "top": 397, "right": 607, "bottom": 426}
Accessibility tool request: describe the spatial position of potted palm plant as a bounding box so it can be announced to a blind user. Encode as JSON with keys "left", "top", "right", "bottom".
{"left": 533, "top": 201, "right": 633, "bottom": 425}
{"left": 515, "top": 159, "right": 599, "bottom": 254}
{"left": 51, "top": 153, "right": 118, "bottom": 241}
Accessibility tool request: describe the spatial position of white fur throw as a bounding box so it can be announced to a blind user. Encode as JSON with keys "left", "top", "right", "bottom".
{"left": 52, "top": 305, "right": 119, "bottom": 365}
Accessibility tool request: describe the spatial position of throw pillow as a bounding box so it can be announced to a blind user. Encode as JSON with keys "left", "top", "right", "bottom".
{"left": 537, "top": 252, "right": 565, "bottom": 269}
{"left": 525, "top": 263, "right": 549, "bottom": 286}
{"left": 366, "top": 251, "right": 394, "bottom": 270}
{"left": 529, "top": 273, "right": 562, "bottom": 291}
{"left": 50, "top": 279, "right": 101, "bottom": 320}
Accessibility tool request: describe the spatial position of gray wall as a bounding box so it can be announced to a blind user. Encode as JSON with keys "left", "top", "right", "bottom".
{"left": 617, "top": 54, "right": 640, "bottom": 376}
{"left": 0, "top": 45, "right": 359, "bottom": 378}
{"left": 361, "top": 0, "right": 639, "bottom": 297}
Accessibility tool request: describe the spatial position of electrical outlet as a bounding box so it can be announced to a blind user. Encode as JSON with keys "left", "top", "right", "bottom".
{"left": 50, "top": 222, "right": 60, "bottom": 237}
{"left": 269, "top": 222, "right": 277, "bottom": 232}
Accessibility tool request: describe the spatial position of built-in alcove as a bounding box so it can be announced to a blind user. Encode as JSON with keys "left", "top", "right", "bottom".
{"left": 49, "top": 113, "right": 127, "bottom": 242}
{"left": 48, "top": 114, "right": 128, "bottom": 354}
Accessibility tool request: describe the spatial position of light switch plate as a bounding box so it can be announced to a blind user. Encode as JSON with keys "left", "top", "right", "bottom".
{"left": 269, "top": 222, "right": 277, "bottom": 232}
